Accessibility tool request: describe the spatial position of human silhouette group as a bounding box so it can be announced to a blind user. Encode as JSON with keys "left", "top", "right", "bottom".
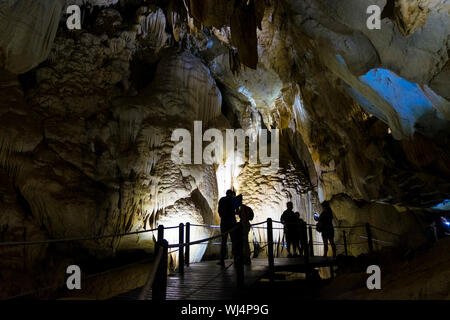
{"left": 217, "top": 189, "right": 254, "bottom": 266}
{"left": 217, "top": 190, "right": 336, "bottom": 267}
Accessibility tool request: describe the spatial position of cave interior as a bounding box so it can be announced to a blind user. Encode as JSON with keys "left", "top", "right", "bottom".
{"left": 0, "top": 0, "right": 449, "bottom": 300}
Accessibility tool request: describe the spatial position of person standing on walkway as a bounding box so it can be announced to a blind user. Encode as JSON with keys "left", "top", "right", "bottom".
{"left": 218, "top": 189, "right": 238, "bottom": 266}
{"left": 237, "top": 197, "right": 254, "bottom": 265}
{"left": 295, "top": 212, "right": 307, "bottom": 257}
{"left": 281, "top": 202, "right": 300, "bottom": 257}
{"left": 316, "top": 201, "right": 337, "bottom": 258}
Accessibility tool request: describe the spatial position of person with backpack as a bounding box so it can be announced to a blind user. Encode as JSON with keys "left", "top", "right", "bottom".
{"left": 295, "top": 212, "right": 308, "bottom": 257}
{"left": 237, "top": 197, "right": 254, "bottom": 265}
{"left": 315, "top": 201, "right": 337, "bottom": 258}
{"left": 217, "top": 189, "right": 239, "bottom": 266}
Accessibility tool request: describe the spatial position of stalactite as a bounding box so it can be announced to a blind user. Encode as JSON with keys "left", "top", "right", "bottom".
{"left": 137, "top": 7, "right": 169, "bottom": 53}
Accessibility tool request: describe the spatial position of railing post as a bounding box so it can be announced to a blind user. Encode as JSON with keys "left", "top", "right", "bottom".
{"left": 236, "top": 223, "right": 244, "bottom": 288}
{"left": 185, "top": 222, "right": 190, "bottom": 267}
{"left": 152, "top": 239, "right": 168, "bottom": 301}
{"left": 300, "top": 222, "right": 310, "bottom": 280}
{"left": 303, "top": 223, "right": 309, "bottom": 264}
{"left": 343, "top": 230, "right": 348, "bottom": 256}
{"left": 179, "top": 223, "right": 184, "bottom": 275}
{"left": 366, "top": 223, "right": 373, "bottom": 253}
{"left": 267, "top": 218, "right": 274, "bottom": 278}
{"left": 157, "top": 224, "right": 164, "bottom": 242}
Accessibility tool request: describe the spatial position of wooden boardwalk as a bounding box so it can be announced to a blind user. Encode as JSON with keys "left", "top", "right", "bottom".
{"left": 114, "top": 256, "right": 336, "bottom": 300}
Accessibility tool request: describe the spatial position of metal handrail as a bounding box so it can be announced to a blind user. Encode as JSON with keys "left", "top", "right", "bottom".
{"left": 0, "top": 227, "right": 159, "bottom": 247}
{"left": 189, "top": 224, "right": 221, "bottom": 228}
{"left": 0, "top": 218, "right": 400, "bottom": 248}
{"left": 167, "top": 224, "right": 241, "bottom": 249}
{"left": 2, "top": 216, "right": 402, "bottom": 300}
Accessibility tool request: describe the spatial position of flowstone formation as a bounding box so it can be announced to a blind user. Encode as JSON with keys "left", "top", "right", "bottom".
{"left": 0, "top": 0, "right": 448, "bottom": 298}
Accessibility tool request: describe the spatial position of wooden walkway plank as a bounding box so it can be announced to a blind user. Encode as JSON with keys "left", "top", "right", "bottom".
{"left": 113, "top": 256, "right": 336, "bottom": 300}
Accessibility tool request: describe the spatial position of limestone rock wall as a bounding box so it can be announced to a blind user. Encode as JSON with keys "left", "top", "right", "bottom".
{"left": 0, "top": 3, "right": 224, "bottom": 270}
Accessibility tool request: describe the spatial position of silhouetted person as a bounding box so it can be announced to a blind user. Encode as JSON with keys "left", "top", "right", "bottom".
{"left": 218, "top": 189, "right": 238, "bottom": 266}
{"left": 281, "top": 202, "right": 300, "bottom": 257}
{"left": 232, "top": 191, "right": 241, "bottom": 211}
{"left": 316, "top": 201, "right": 336, "bottom": 258}
{"left": 295, "top": 212, "right": 307, "bottom": 256}
{"left": 237, "top": 198, "right": 254, "bottom": 265}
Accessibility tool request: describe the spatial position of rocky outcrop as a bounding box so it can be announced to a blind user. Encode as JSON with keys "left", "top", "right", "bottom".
{"left": 285, "top": 0, "right": 449, "bottom": 137}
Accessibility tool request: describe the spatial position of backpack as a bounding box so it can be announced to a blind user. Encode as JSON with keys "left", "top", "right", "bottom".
{"left": 316, "top": 221, "right": 323, "bottom": 233}
{"left": 249, "top": 207, "right": 254, "bottom": 221}
{"left": 244, "top": 205, "right": 254, "bottom": 221}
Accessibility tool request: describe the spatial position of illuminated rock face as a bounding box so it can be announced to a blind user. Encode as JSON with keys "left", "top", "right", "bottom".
{"left": 0, "top": 1, "right": 448, "bottom": 295}
{"left": 0, "top": 17, "right": 223, "bottom": 267}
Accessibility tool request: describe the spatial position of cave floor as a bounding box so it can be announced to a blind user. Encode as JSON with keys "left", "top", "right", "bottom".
{"left": 114, "top": 257, "right": 336, "bottom": 300}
